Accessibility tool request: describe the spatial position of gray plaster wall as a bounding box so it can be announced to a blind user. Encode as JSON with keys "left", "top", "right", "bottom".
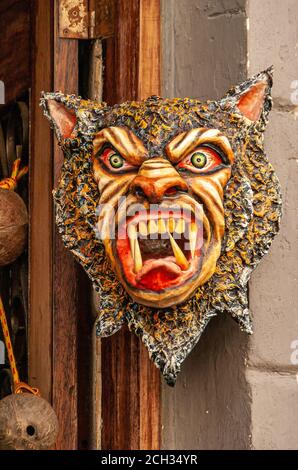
{"left": 161, "top": 0, "right": 298, "bottom": 450}
{"left": 247, "top": 0, "right": 298, "bottom": 450}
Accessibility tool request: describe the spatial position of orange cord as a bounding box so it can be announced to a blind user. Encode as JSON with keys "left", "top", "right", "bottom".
{"left": 0, "top": 296, "right": 40, "bottom": 395}
{"left": 0, "top": 158, "right": 28, "bottom": 191}
{"left": 0, "top": 295, "right": 20, "bottom": 386}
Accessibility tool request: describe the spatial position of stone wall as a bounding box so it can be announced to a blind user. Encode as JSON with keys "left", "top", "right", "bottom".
{"left": 161, "top": 0, "right": 298, "bottom": 450}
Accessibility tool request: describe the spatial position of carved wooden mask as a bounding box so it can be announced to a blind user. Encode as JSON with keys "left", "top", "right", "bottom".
{"left": 41, "top": 69, "right": 282, "bottom": 385}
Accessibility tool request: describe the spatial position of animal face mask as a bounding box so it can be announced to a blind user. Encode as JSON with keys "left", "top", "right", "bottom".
{"left": 41, "top": 68, "right": 282, "bottom": 385}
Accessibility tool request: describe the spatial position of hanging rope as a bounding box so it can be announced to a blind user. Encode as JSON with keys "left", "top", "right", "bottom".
{"left": 0, "top": 296, "right": 40, "bottom": 396}
{"left": 0, "top": 296, "right": 19, "bottom": 386}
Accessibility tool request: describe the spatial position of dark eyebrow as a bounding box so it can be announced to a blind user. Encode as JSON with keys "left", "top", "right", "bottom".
{"left": 166, "top": 128, "right": 235, "bottom": 164}
{"left": 93, "top": 126, "right": 148, "bottom": 165}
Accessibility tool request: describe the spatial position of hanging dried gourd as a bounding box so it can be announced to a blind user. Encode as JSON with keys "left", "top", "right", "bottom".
{"left": 0, "top": 158, "right": 28, "bottom": 266}
{"left": 0, "top": 297, "right": 58, "bottom": 450}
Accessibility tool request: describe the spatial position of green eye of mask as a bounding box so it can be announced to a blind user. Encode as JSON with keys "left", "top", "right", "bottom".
{"left": 191, "top": 152, "right": 207, "bottom": 168}
{"left": 110, "top": 154, "right": 124, "bottom": 168}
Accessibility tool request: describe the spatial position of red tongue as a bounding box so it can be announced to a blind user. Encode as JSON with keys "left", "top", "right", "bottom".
{"left": 137, "top": 267, "right": 179, "bottom": 291}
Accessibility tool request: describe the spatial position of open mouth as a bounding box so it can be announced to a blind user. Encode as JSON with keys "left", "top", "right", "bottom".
{"left": 115, "top": 209, "right": 203, "bottom": 292}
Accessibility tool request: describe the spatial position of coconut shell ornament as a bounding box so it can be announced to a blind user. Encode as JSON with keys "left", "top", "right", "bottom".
{"left": 0, "top": 293, "right": 59, "bottom": 450}
{"left": 0, "top": 159, "right": 28, "bottom": 266}
{"left": 0, "top": 389, "right": 59, "bottom": 450}
{"left": 0, "top": 188, "right": 28, "bottom": 266}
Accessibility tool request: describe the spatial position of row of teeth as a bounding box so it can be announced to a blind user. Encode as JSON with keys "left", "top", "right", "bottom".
{"left": 127, "top": 218, "right": 198, "bottom": 273}
{"left": 128, "top": 218, "right": 192, "bottom": 236}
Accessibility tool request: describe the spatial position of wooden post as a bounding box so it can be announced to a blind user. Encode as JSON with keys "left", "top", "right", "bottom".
{"left": 29, "top": 0, "right": 53, "bottom": 405}
{"left": 101, "top": 0, "right": 161, "bottom": 450}
{"left": 52, "top": 0, "right": 80, "bottom": 450}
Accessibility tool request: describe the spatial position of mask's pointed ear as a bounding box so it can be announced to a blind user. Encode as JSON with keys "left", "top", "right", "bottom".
{"left": 40, "top": 92, "right": 80, "bottom": 142}
{"left": 220, "top": 67, "right": 273, "bottom": 123}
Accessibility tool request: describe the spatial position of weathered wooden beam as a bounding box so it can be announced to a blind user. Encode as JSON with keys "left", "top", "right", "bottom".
{"left": 29, "top": 0, "right": 53, "bottom": 404}
{"left": 89, "top": 0, "right": 115, "bottom": 39}
{"left": 138, "top": 0, "right": 161, "bottom": 450}
{"left": 101, "top": 0, "right": 161, "bottom": 451}
{"left": 52, "top": 0, "right": 80, "bottom": 450}
{"left": 138, "top": 0, "right": 161, "bottom": 100}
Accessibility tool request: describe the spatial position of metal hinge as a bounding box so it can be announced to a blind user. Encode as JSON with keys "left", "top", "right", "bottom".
{"left": 58, "top": 0, "right": 115, "bottom": 40}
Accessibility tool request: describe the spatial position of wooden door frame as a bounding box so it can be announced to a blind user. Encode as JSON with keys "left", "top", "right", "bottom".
{"left": 29, "top": 0, "right": 161, "bottom": 450}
